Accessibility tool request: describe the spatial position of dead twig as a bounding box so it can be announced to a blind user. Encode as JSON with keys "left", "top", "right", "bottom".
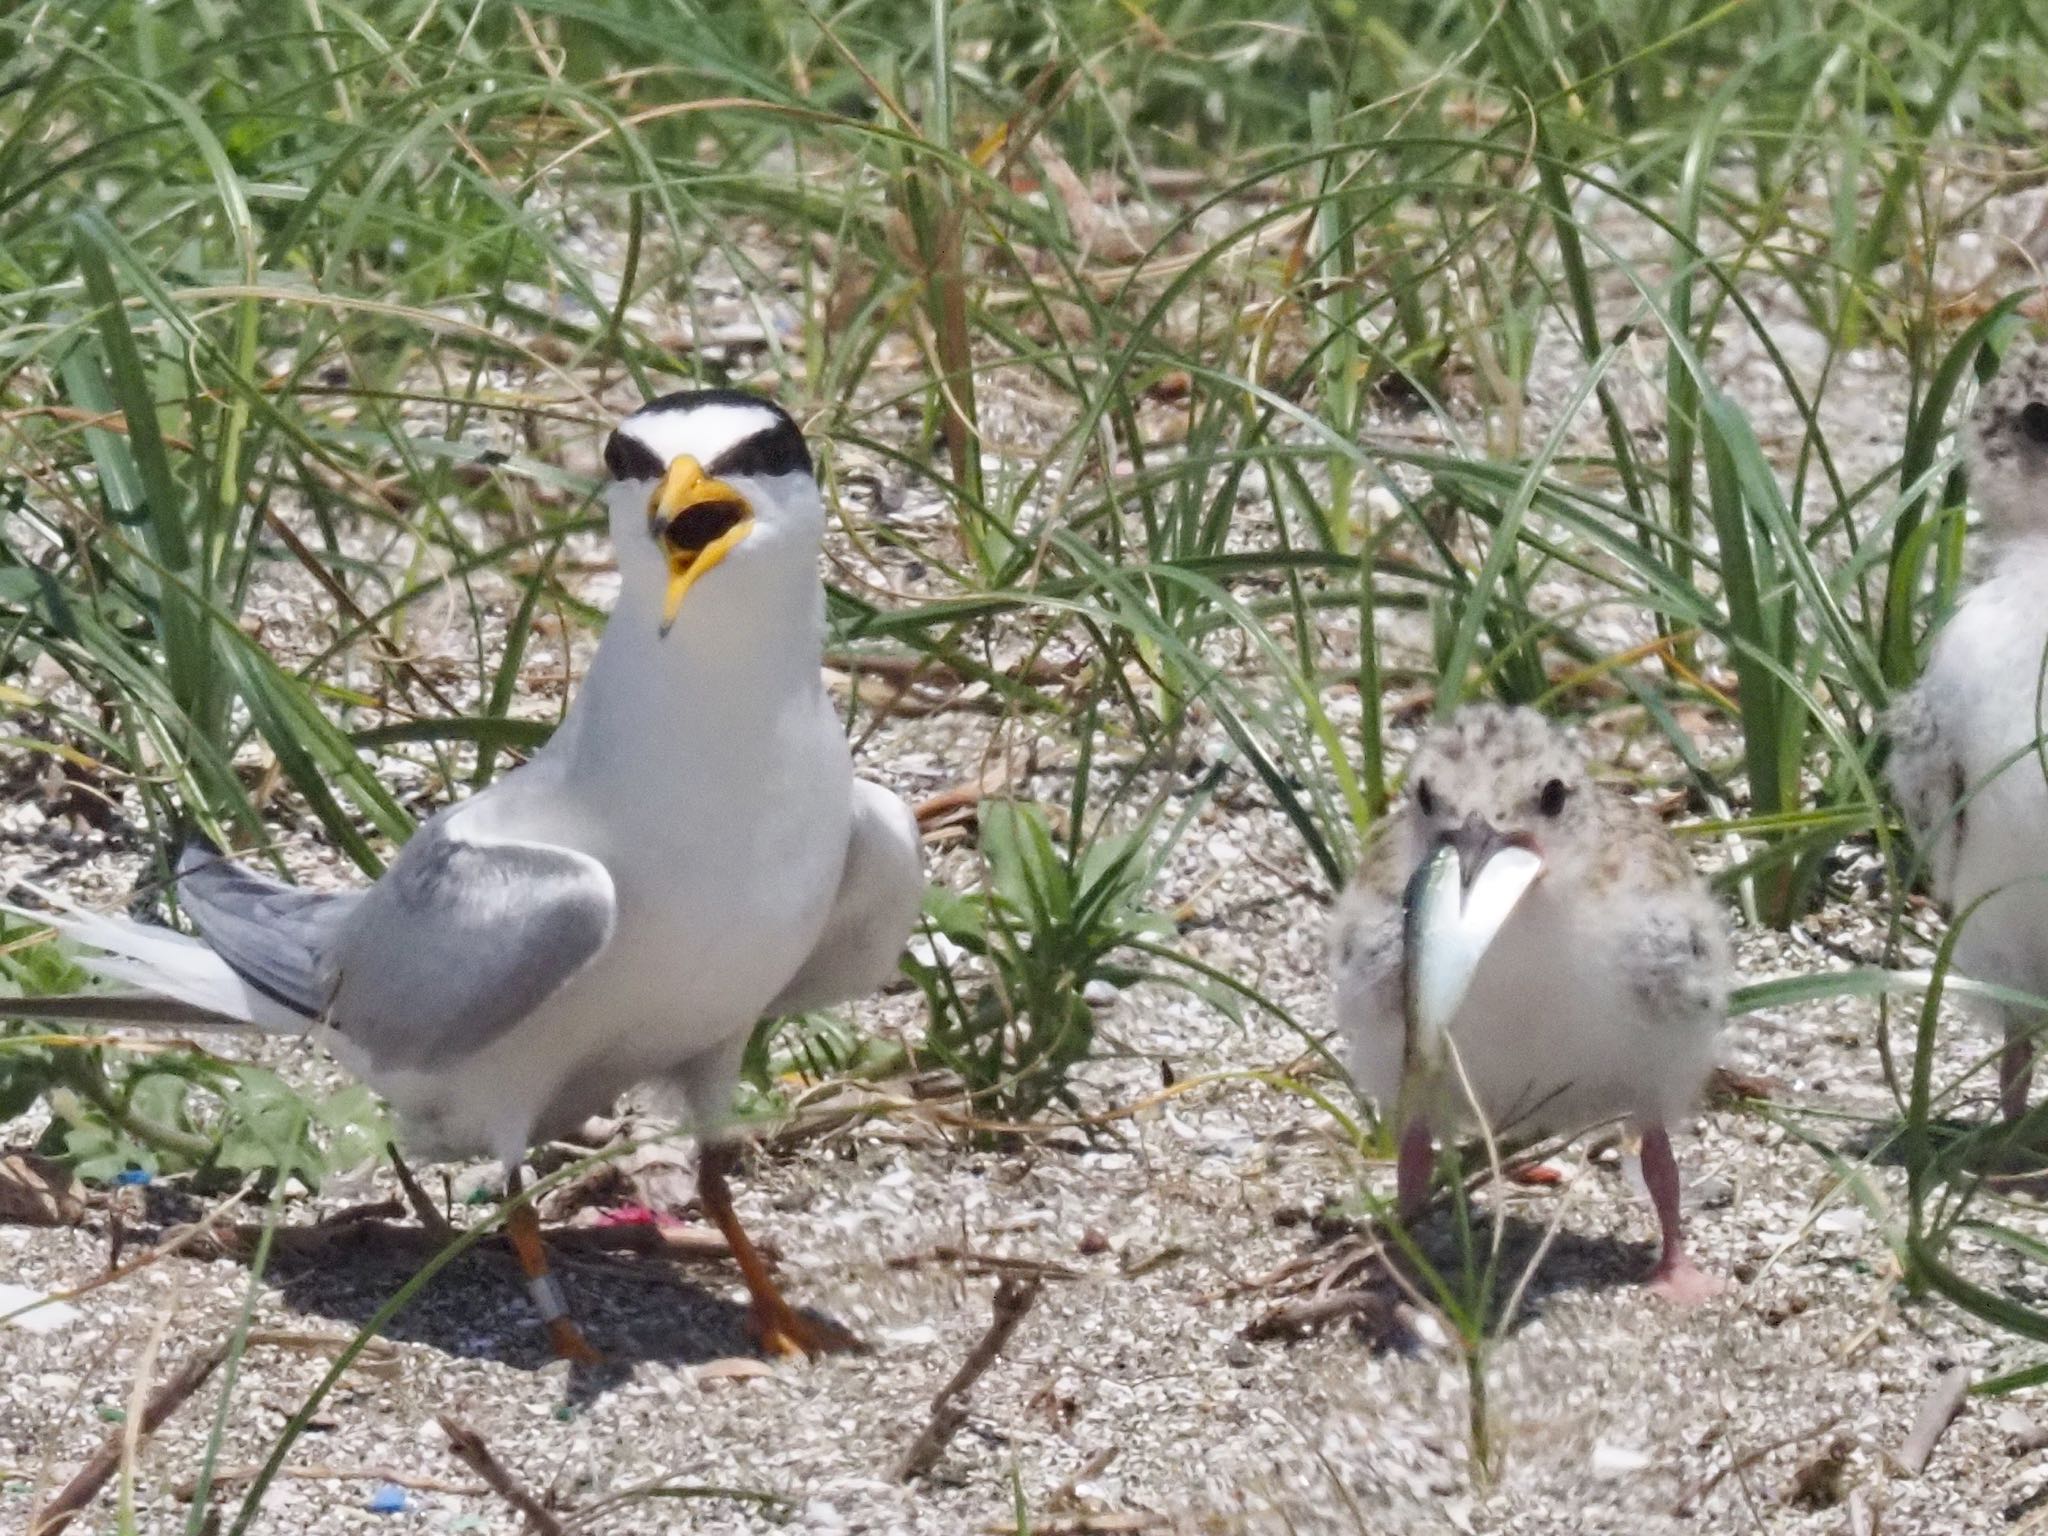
{"left": 1706, "top": 1064, "right": 1784, "bottom": 1105}
{"left": 885, "top": 1244, "right": 1081, "bottom": 1281}
{"left": 175, "top": 1464, "right": 481, "bottom": 1500}
{"left": 0, "top": 1150, "right": 85, "bottom": 1226}
{"left": 388, "top": 1151, "right": 454, "bottom": 1244}
{"left": 1670, "top": 1416, "right": 1841, "bottom": 1518}
{"left": 1240, "top": 1287, "right": 1397, "bottom": 1343}
{"left": 894, "top": 1275, "right": 1042, "bottom": 1481}
{"left": 1894, "top": 1365, "right": 1972, "bottom": 1475}
{"left": 436, "top": 1414, "right": 567, "bottom": 1535}
{"left": 913, "top": 756, "right": 1025, "bottom": 828}
{"left": 30, "top": 1340, "right": 230, "bottom": 1535}
{"left": 170, "top": 1213, "right": 741, "bottom": 1267}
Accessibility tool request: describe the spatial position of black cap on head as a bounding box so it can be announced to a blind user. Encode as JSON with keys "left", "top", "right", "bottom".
{"left": 602, "top": 387, "right": 813, "bottom": 484}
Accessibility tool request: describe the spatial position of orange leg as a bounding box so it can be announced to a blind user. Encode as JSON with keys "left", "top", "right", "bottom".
{"left": 503, "top": 1172, "right": 603, "bottom": 1365}
{"left": 698, "top": 1141, "right": 863, "bottom": 1357}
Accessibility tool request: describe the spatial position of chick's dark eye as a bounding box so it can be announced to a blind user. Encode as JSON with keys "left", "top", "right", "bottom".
{"left": 2022, "top": 401, "right": 2048, "bottom": 447}
{"left": 1414, "top": 777, "right": 1437, "bottom": 817}
{"left": 1538, "top": 777, "right": 1569, "bottom": 817}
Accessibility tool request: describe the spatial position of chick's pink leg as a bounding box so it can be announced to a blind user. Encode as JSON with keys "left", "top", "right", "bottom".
{"left": 1396, "top": 1120, "right": 1433, "bottom": 1222}
{"left": 1640, "top": 1123, "right": 1727, "bottom": 1304}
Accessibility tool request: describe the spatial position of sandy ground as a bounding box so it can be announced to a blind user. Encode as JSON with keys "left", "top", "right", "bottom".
{"left": 7, "top": 160, "right": 2048, "bottom": 1535}
{"left": 4, "top": 765, "right": 2047, "bottom": 1536}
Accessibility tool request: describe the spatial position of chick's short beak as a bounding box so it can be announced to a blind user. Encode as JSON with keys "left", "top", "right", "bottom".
{"left": 1442, "top": 813, "right": 1540, "bottom": 893}
{"left": 648, "top": 455, "right": 754, "bottom": 633}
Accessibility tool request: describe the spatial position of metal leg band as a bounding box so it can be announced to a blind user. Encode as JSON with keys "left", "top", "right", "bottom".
{"left": 527, "top": 1273, "right": 569, "bottom": 1323}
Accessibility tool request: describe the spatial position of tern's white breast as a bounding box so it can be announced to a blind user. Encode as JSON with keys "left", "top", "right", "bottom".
{"left": 1921, "top": 546, "right": 2048, "bottom": 992}
{"left": 359, "top": 620, "right": 854, "bottom": 1164}
{"left": 1349, "top": 886, "right": 1719, "bottom": 1138}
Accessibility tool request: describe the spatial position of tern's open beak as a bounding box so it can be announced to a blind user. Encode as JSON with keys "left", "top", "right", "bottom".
{"left": 1400, "top": 823, "right": 1545, "bottom": 1078}
{"left": 1444, "top": 813, "right": 1537, "bottom": 894}
{"left": 648, "top": 454, "right": 754, "bottom": 633}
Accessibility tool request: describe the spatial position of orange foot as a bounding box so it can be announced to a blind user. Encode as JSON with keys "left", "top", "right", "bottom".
{"left": 748, "top": 1296, "right": 867, "bottom": 1358}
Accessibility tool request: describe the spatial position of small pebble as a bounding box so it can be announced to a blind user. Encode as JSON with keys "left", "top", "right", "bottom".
{"left": 1591, "top": 1441, "right": 1654, "bottom": 1477}
{"left": 366, "top": 1484, "right": 408, "bottom": 1514}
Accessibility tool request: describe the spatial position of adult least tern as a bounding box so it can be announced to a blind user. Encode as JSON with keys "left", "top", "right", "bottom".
{"left": 11, "top": 389, "right": 924, "bottom": 1358}
{"left": 1889, "top": 341, "right": 2048, "bottom": 1121}
{"left": 1329, "top": 705, "right": 1730, "bottom": 1302}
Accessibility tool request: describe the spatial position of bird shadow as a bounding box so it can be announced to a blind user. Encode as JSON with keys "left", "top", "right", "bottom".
{"left": 127, "top": 1188, "right": 841, "bottom": 1404}
{"left": 270, "top": 1241, "right": 761, "bottom": 1381}
{"left": 1252, "top": 1206, "right": 1666, "bottom": 1353}
{"left": 1402, "top": 1209, "right": 1665, "bottom": 1327}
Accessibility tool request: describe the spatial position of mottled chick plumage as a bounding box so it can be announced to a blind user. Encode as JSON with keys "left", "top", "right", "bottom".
{"left": 1330, "top": 704, "right": 1730, "bottom": 1299}
{"left": 1333, "top": 705, "right": 1727, "bottom": 1136}
{"left": 1888, "top": 339, "right": 2048, "bottom": 1118}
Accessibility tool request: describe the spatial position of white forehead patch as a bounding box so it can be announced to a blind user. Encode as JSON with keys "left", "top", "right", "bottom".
{"left": 618, "top": 401, "right": 784, "bottom": 473}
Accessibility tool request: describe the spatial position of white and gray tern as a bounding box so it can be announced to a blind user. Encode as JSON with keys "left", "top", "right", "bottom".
{"left": 12, "top": 390, "right": 923, "bottom": 1358}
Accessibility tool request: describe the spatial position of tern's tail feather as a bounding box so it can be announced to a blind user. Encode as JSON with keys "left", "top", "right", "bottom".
{"left": 170, "top": 842, "right": 356, "bottom": 1022}
{"left": 1, "top": 890, "right": 307, "bottom": 1030}
{"left": 1, "top": 844, "right": 357, "bottom": 1031}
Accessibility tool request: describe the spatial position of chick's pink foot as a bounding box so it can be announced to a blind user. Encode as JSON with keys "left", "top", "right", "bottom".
{"left": 1648, "top": 1252, "right": 1730, "bottom": 1305}
{"left": 1638, "top": 1122, "right": 1729, "bottom": 1305}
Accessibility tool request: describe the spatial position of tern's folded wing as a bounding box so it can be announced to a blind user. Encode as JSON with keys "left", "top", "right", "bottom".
{"left": 327, "top": 819, "right": 616, "bottom": 1071}
{"left": 764, "top": 778, "right": 922, "bottom": 1018}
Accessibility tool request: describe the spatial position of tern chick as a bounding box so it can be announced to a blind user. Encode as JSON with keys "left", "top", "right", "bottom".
{"left": 1888, "top": 340, "right": 2048, "bottom": 1120}
{"left": 1329, "top": 704, "right": 1730, "bottom": 1302}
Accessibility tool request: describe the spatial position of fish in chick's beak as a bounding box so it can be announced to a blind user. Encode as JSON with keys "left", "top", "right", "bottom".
{"left": 1400, "top": 821, "right": 1545, "bottom": 1079}
{"left": 649, "top": 454, "right": 754, "bottom": 633}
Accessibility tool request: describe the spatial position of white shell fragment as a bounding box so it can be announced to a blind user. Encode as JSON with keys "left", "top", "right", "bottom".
{"left": 0, "top": 1282, "right": 81, "bottom": 1335}
{"left": 1402, "top": 842, "right": 1543, "bottom": 1075}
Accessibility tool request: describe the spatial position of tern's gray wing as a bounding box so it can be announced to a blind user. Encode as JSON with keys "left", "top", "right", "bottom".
{"left": 324, "top": 815, "right": 616, "bottom": 1071}
{"left": 764, "top": 778, "right": 922, "bottom": 1017}
{"left": 1886, "top": 685, "right": 1965, "bottom": 898}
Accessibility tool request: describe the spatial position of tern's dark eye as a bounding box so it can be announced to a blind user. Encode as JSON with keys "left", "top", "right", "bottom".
{"left": 1414, "top": 777, "right": 1437, "bottom": 817}
{"left": 2022, "top": 401, "right": 2048, "bottom": 447}
{"left": 1537, "top": 777, "right": 1569, "bottom": 817}
{"left": 660, "top": 499, "right": 749, "bottom": 553}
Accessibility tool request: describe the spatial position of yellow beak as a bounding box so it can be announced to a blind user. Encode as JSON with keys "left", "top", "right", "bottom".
{"left": 647, "top": 455, "right": 754, "bottom": 633}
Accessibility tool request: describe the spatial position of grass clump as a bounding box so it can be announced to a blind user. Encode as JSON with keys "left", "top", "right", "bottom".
{"left": 4, "top": 0, "right": 2048, "bottom": 1516}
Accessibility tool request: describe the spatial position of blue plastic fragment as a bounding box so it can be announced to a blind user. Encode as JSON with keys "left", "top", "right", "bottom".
{"left": 367, "top": 1483, "right": 408, "bottom": 1514}
{"left": 110, "top": 1169, "right": 151, "bottom": 1188}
